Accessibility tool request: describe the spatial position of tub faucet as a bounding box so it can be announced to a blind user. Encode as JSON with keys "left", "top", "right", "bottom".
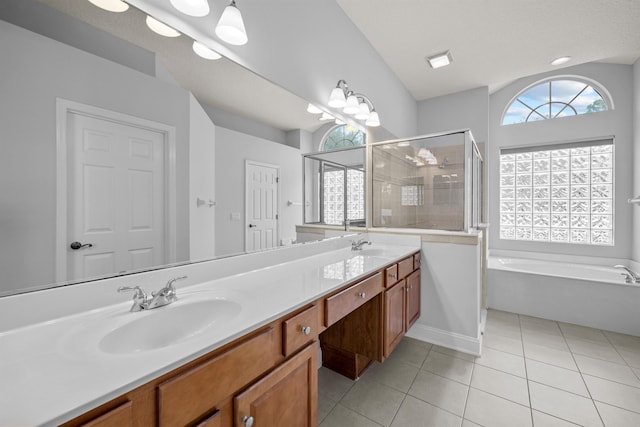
{"left": 614, "top": 265, "right": 640, "bottom": 283}
{"left": 351, "top": 239, "right": 371, "bottom": 251}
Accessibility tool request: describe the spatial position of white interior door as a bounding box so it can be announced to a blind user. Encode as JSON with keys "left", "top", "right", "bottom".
{"left": 67, "top": 112, "right": 166, "bottom": 281}
{"left": 245, "top": 162, "right": 279, "bottom": 252}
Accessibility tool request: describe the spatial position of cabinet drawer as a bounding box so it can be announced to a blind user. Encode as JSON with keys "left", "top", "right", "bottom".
{"left": 398, "top": 257, "right": 414, "bottom": 279}
{"left": 157, "top": 327, "right": 278, "bottom": 426}
{"left": 283, "top": 305, "right": 319, "bottom": 357}
{"left": 78, "top": 401, "right": 132, "bottom": 427}
{"left": 413, "top": 253, "right": 421, "bottom": 270}
{"left": 385, "top": 264, "right": 398, "bottom": 288}
{"left": 325, "top": 272, "right": 382, "bottom": 326}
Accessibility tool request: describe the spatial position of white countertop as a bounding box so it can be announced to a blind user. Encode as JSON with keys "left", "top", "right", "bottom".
{"left": 0, "top": 234, "right": 420, "bottom": 426}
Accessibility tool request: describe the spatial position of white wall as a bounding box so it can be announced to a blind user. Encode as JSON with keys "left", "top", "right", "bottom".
{"left": 0, "top": 20, "right": 191, "bottom": 296}
{"left": 189, "top": 94, "right": 216, "bottom": 260}
{"left": 214, "top": 127, "right": 303, "bottom": 256}
{"left": 488, "top": 63, "right": 634, "bottom": 259}
{"left": 417, "top": 86, "right": 490, "bottom": 149}
{"left": 633, "top": 59, "right": 640, "bottom": 263}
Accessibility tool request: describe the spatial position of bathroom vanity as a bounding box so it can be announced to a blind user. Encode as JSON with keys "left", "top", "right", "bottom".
{"left": 0, "top": 234, "right": 421, "bottom": 426}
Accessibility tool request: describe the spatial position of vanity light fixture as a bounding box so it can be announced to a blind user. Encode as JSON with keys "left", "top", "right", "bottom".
{"left": 551, "top": 56, "right": 571, "bottom": 66}
{"left": 192, "top": 41, "right": 221, "bottom": 60}
{"left": 87, "top": 0, "right": 129, "bottom": 12}
{"left": 327, "top": 80, "right": 380, "bottom": 127}
{"left": 215, "top": 0, "right": 248, "bottom": 46}
{"left": 319, "top": 112, "right": 335, "bottom": 121}
{"left": 426, "top": 50, "right": 453, "bottom": 69}
{"left": 334, "top": 118, "right": 346, "bottom": 125}
{"left": 146, "top": 16, "right": 181, "bottom": 37}
{"left": 306, "top": 103, "right": 323, "bottom": 114}
{"left": 170, "top": 0, "right": 210, "bottom": 17}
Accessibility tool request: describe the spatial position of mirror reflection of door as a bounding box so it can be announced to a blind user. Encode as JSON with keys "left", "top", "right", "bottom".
{"left": 67, "top": 112, "right": 166, "bottom": 281}
{"left": 245, "top": 161, "right": 279, "bottom": 252}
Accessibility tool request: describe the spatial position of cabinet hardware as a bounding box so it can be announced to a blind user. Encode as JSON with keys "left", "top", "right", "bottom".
{"left": 392, "top": 273, "right": 397, "bottom": 279}
{"left": 301, "top": 325, "right": 311, "bottom": 335}
{"left": 359, "top": 292, "right": 366, "bottom": 299}
{"left": 242, "top": 415, "right": 254, "bottom": 427}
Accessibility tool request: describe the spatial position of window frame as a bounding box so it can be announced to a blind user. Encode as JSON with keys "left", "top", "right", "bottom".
{"left": 501, "top": 75, "right": 614, "bottom": 126}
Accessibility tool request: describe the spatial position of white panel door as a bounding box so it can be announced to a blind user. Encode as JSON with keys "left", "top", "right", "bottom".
{"left": 245, "top": 162, "right": 279, "bottom": 252}
{"left": 67, "top": 113, "right": 165, "bottom": 281}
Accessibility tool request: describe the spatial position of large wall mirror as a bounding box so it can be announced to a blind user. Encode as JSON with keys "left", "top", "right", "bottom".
{"left": 0, "top": 0, "right": 338, "bottom": 297}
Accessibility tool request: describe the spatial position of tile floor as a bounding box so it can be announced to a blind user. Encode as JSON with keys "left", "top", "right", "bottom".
{"left": 317, "top": 309, "right": 640, "bottom": 427}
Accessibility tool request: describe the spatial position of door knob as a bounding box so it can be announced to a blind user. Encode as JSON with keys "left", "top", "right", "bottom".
{"left": 70, "top": 241, "right": 93, "bottom": 250}
{"left": 248, "top": 224, "right": 257, "bottom": 228}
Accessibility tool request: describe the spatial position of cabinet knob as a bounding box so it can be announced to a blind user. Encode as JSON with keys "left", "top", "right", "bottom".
{"left": 301, "top": 325, "right": 311, "bottom": 335}
{"left": 359, "top": 292, "right": 366, "bottom": 299}
{"left": 391, "top": 273, "right": 397, "bottom": 279}
{"left": 242, "top": 415, "right": 254, "bottom": 427}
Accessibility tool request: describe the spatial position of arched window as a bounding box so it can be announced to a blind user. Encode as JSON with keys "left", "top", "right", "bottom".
{"left": 502, "top": 77, "right": 611, "bottom": 125}
{"left": 321, "top": 124, "right": 365, "bottom": 151}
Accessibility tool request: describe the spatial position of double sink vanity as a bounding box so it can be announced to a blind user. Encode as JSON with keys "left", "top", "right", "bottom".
{"left": 0, "top": 234, "right": 421, "bottom": 426}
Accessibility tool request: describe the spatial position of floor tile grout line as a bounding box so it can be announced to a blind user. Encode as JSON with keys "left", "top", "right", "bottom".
{"left": 516, "top": 314, "right": 536, "bottom": 427}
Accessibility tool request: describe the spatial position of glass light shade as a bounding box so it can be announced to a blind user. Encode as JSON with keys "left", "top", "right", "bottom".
{"left": 88, "top": 0, "right": 129, "bottom": 12}
{"left": 215, "top": 3, "right": 248, "bottom": 46}
{"left": 551, "top": 56, "right": 571, "bottom": 66}
{"left": 320, "top": 112, "right": 334, "bottom": 121}
{"left": 343, "top": 95, "right": 360, "bottom": 115}
{"left": 193, "top": 41, "right": 221, "bottom": 60}
{"left": 355, "top": 101, "right": 370, "bottom": 120}
{"left": 170, "top": 0, "right": 210, "bottom": 17}
{"left": 365, "top": 111, "right": 380, "bottom": 127}
{"left": 328, "top": 87, "right": 346, "bottom": 108}
{"left": 306, "top": 104, "right": 323, "bottom": 114}
{"left": 334, "top": 118, "right": 346, "bottom": 125}
{"left": 146, "top": 16, "right": 181, "bottom": 37}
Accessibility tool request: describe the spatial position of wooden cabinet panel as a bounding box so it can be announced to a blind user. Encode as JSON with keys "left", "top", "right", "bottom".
{"left": 413, "top": 253, "right": 421, "bottom": 270}
{"left": 157, "top": 327, "right": 278, "bottom": 427}
{"left": 384, "top": 264, "right": 398, "bottom": 288}
{"left": 325, "top": 272, "right": 382, "bottom": 326}
{"left": 194, "top": 409, "right": 222, "bottom": 427}
{"left": 384, "top": 280, "right": 405, "bottom": 358}
{"left": 398, "top": 257, "right": 414, "bottom": 280}
{"left": 77, "top": 401, "right": 132, "bottom": 427}
{"left": 283, "top": 305, "right": 319, "bottom": 357}
{"left": 234, "top": 342, "right": 318, "bottom": 427}
{"left": 406, "top": 269, "right": 421, "bottom": 329}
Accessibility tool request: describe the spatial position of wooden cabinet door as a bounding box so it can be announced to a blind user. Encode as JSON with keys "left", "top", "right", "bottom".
{"left": 383, "top": 280, "right": 405, "bottom": 358}
{"left": 234, "top": 342, "right": 318, "bottom": 427}
{"left": 76, "top": 401, "right": 132, "bottom": 427}
{"left": 405, "top": 269, "right": 421, "bottom": 329}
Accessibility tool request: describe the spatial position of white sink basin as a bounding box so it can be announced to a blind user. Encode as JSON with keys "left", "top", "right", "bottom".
{"left": 99, "top": 298, "right": 241, "bottom": 354}
{"left": 357, "top": 248, "right": 388, "bottom": 257}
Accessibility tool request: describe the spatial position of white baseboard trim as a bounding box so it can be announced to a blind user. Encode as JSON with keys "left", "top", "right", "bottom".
{"left": 406, "top": 323, "right": 482, "bottom": 356}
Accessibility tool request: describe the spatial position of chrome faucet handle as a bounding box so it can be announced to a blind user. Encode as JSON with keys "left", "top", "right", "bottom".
{"left": 117, "top": 286, "right": 148, "bottom": 312}
{"left": 154, "top": 275, "right": 187, "bottom": 299}
{"left": 614, "top": 265, "right": 640, "bottom": 281}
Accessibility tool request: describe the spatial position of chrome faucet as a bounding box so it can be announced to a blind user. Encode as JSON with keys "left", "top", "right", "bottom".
{"left": 351, "top": 238, "right": 372, "bottom": 251}
{"left": 614, "top": 265, "right": 640, "bottom": 283}
{"left": 118, "top": 276, "right": 188, "bottom": 312}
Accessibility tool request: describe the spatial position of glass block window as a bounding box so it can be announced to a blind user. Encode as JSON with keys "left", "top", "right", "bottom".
{"left": 502, "top": 78, "right": 610, "bottom": 125}
{"left": 322, "top": 168, "right": 364, "bottom": 225}
{"left": 401, "top": 185, "right": 424, "bottom": 206}
{"left": 499, "top": 139, "right": 614, "bottom": 245}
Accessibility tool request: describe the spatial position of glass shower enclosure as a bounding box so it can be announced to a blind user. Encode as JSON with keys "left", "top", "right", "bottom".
{"left": 368, "top": 130, "right": 483, "bottom": 232}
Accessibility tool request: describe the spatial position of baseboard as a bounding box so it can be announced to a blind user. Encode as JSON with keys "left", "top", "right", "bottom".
{"left": 406, "top": 323, "right": 482, "bottom": 356}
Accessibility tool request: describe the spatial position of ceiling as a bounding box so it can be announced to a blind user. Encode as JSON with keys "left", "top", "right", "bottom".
{"left": 337, "top": 0, "right": 640, "bottom": 100}
{"left": 37, "top": 0, "right": 640, "bottom": 132}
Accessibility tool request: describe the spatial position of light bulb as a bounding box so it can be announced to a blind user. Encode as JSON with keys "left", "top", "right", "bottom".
{"left": 215, "top": 1, "right": 248, "bottom": 46}
{"left": 366, "top": 111, "right": 380, "bottom": 127}
{"left": 193, "top": 41, "right": 221, "bottom": 60}
{"left": 328, "top": 87, "right": 346, "bottom": 108}
{"left": 88, "top": 0, "right": 129, "bottom": 12}
{"left": 343, "top": 95, "right": 360, "bottom": 115}
{"left": 355, "top": 101, "right": 370, "bottom": 120}
{"left": 146, "top": 16, "right": 181, "bottom": 37}
{"left": 170, "top": 0, "right": 210, "bottom": 17}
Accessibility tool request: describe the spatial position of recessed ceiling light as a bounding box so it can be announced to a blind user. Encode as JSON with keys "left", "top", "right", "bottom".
{"left": 192, "top": 41, "right": 221, "bottom": 60}
{"left": 170, "top": 0, "right": 210, "bottom": 17}
{"left": 87, "top": 0, "right": 129, "bottom": 12}
{"left": 306, "top": 104, "right": 323, "bottom": 114}
{"left": 146, "top": 16, "right": 181, "bottom": 38}
{"left": 551, "top": 56, "right": 571, "bottom": 66}
{"left": 426, "top": 50, "right": 453, "bottom": 69}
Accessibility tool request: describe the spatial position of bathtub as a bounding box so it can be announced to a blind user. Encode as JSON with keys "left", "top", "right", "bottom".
{"left": 487, "top": 251, "right": 640, "bottom": 336}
